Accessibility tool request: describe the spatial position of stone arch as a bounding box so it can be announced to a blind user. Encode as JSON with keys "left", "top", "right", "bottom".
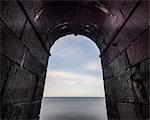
{"left": 0, "top": 0, "right": 149, "bottom": 120}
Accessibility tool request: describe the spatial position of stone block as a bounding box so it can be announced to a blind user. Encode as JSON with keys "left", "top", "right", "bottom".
{"left": 104, "top": 68, "right": 148, "bottom": 103}
{"left": 110, "top": 53, "right": 127, "bottom": 74}
{"left": 102, "top": 65, "right": 113, "bottom": 80}
{"left": 0, "top": 55, "right": 11, "bottom": 95}
{"left": 140, "top": 59, "right": 150, "bottom": 100}
{"left": 109, "top": 1, "right": 124, "bottom": 17}
{"left": 20, "top": 1, "right": 43, "bottom": 24}
{"left": 0, "top": 20, "right": 25, "bottom": 65}
{"left": 104, "top": 12, "right": 124, "bottom": 46}
{"left": 130, "top": 59, "right": 150, "bottom": 102}
{"left": 112, "top": 25, "right": 131, "bottom": 53}
{"left": 96, "top": 33, "right": 104, "bottom": 48}
{"left": 0, "top": 1, "right": 26, "bottom": 37}
{"left": 104, "top": 70, "right": 136, "bottom": 102}
{"left": 33, "top": 72, "right": 46, "bottom": 101}
{"left": 120, "top": 1, "right": 137, "bottom": 18}
{"left": 2, "top": 64, "right": 36, "bottom": 103}
{"left": 127, "top": 29, "right": 149, "bottom": 65}
{"left": 29, "top": 101, "right": 41, "bottom": 119}
{"left": 142, "top": 104, "right": 149, "bottom": 119}
{"left": 99, "top": 40, "right": 107, "bottom": 54}
{"left": 103, "top": 53, "right": 127, "bottom": 80}
{"left": 21, "top": 1, "right": 51, "bottom": 48}
{"left": 125, "top": 1, "right": 149, "bottom": 42}
{"left": 22, "top": 21, "right": 49, "bottom": 66}
{"left": 101, "top": 43, "right": 121, "bottom": 68}
{"left": 1, "top": 101, "right": 31, "bottom": 119}
{"left": 23, "top": 48, "right": 46, "bottom": 75}
{"left": 106, "top": 100, "right": 120, "bottom": 119}
{"left": 117, "top": 102, "right": 144, "bottom": 119}
{"left": 101, "top": 16, "right": 112, "bottom": 37}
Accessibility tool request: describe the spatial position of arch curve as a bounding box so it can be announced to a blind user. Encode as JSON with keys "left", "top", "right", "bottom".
{"left": 46, "top": 22, "right": 101, "bottom": 47}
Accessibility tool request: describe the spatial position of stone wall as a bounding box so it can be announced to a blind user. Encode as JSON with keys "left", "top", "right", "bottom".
{"left": 0, "top": 1, "right": 49, "bottom": 119}
{"left": 0, "top": 0, "right": 149, "bottom": 119}
{"left": 98, "top": 1, "right": 149, "bottom": 119}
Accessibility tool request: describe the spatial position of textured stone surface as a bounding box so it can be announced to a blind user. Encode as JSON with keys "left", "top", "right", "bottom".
{"left": 106, "top": 100, "right": 120, "bottom": 119}
{"left": 22, "top": 21, "right": 49, "bottom": 66}
{"left": 23, "top": 48, "right": 46, "bottom": 75}
{"left": 104, "top": 67, "right": 149, "bottom": 104}
{"left": 127, "top": 29, "right": 149, "bottom": 65}
{"left": 104, "top": 12, "right": 124, "bottom": 46}
{"left": 2, "top": 64, "right": 36, "bottom": 103}
{"left": 140, "top": 59, "right": 150, "bottom": 101}
{"left": 125, "top": 1, "right": 149, "bottom": 42}
{"left": 117, "top": 102, "right": 144, "bottom": 119}
{"left": 120, "top": 1, "right": 137, "bottom": 18}
{"left": 29, "top": 101, "right": 41, "bottom": 119}
{"left": 1, "top": 101, "right": 31, "bottom": 119}
{"left": 33, "top": 73, "right": 46, "bottom": 101}
{"left": 142, "top": 104, "right": 149, "bottom": 119}
{"left": 0, "top": 19, "right": 25, "bottom": 65}
{"left": 21, "top": 1, "right": 52, "bottom": 50}
{"left": 102, "top": 52, "right": 127, "bottom": 79}
{"left": 101, "top": 45, "right": 122, "bottom": 68}
{"left": 0, "top": 1, "right": 26, "bottom": 37}
{"left": 104, "top": 70, "right": 135, "bottom": 102}
{"left": 0, "top": 55, "right": 11, "bottom": 97}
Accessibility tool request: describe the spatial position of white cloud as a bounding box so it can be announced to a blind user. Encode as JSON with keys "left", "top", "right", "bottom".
{"left": 43, "top": 70, "right": 105, "bottom": 97}
{"left": 46, "top": 70, "right": 99, "bottom": 81}
{"left": 82, "top": 60, "right": 102, "bottom": 70}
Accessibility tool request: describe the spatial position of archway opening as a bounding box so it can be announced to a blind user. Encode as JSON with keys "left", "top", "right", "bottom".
{"left": 40, "top": 34, "right": 107, "bottom": 120}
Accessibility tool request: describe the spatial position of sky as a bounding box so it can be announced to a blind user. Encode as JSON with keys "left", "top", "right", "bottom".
{"left": 43, "top": 34, "right": 105, "bottom": 97}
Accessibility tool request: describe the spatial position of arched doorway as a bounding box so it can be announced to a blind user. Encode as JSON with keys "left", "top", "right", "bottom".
{"left": 40, "top": 34, "right": 107, "bottom": 120}
{"left": 1, "top": 1, "right": 149, "bottom": 119}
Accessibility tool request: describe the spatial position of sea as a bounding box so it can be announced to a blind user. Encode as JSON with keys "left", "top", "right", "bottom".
{"left": 40, "top": 97, "right": 108, "bottom": 120}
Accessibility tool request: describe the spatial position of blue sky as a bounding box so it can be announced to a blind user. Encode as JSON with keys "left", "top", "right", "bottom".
{"left": 43, "top": 34, "right": 105, "bottom": 97}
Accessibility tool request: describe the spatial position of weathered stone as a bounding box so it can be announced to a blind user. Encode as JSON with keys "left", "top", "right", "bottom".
{"left": 140, "top": 59, "right": 150, "bottom": 101}
{"left": 21, "top": 21, "right": 49, "bottom": 66}
{"left": 0, "top": 19, "right": 25, "bottom": 65}
{"left": 125, "top": 1, "right": 149, "bottom": 42}
{"left": 2, "top": 64, "right": 36, "bottom": 103}
{"left": 0, "top": 1, "right": 26, "bottom": 37}
{"left": 33, "top": 72, "right": 46, "bottom": 101}
{"left": 1, "top": 101, "right": 31, "bottom": 119}
{"left": 108, "top": 1, "right": 124, "bottom": 17}
{"left": 21, "top": 1, "right": 51, "bottom": 49}
{"left": 109, "top": 53, "right": 127, "bottom": 74}
{"left": 23, "top": 48, "right": 46, "bottom": 75}
{"left": 112, "top": 25, "right": 131, "bottom": 52}
{"left": 104, "top": 12, "right": 124, "bottom": 46}
{"left": 20, "top": 1, "right": 43, "bottom": 23}
{"left": 0, "top": 55, "right": 11, "bottom": 96}
{"left": 106, "top": 100, "right": 120, "bottom": 119}
{"left": 117, "top": 102, "right": 144, "bottom": 119}
{"left": 104, "top": 69, "right": 148, "bottom": 104}
{"left": 101, "top": 44, "right": 122, "bottom": 68}
{"left": 142, "top": 104, "right": 149, "bottom": 119}
{"left": 104, "top": 70, "right": 135, "bottom": 102}
{"left": 96, "top": 33, "right": 104, "bottom": 48}
{"left": 120, "top": 1, "right": 137, "bottom": 18}
{"left": 127, "top": 29, "right": 149, "bottom": 65}
{"left": 29, "top": 101, "right": 41, "bottom": 119}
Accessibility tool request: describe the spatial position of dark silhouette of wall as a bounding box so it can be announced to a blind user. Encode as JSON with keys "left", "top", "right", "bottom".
{"left": 0, "top": 0, "right": 149, "bottom": 119}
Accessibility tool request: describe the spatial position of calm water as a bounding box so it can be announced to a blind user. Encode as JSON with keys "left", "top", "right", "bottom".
{"left": 40, "top": 97, "right": 108, "bottom": 120}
